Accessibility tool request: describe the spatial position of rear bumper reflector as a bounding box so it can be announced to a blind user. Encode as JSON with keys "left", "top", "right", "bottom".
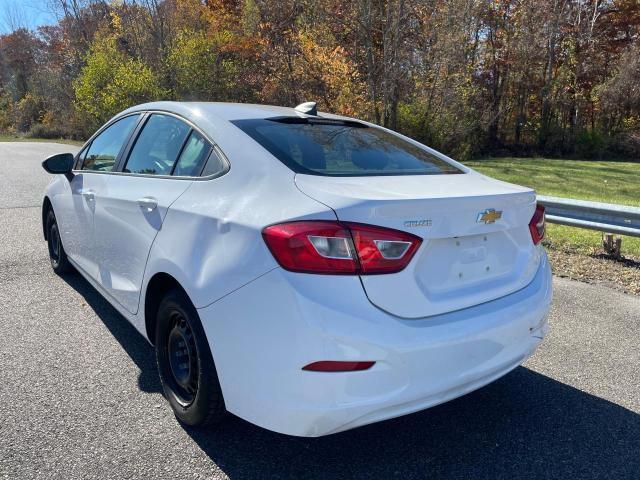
{"left": 302, "top": 361, "right": 375, "bottom": 372}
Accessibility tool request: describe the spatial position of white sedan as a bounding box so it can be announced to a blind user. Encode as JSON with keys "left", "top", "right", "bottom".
{"left": 41, "top": 101, "right": 552, "bottom": 437}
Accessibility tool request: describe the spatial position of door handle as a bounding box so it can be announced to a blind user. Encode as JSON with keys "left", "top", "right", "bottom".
{"left": 137, "top": 196, "right": 158, "bottom": 211}
{"left": 80, "top": 189, "right": 95, "bottom": 201}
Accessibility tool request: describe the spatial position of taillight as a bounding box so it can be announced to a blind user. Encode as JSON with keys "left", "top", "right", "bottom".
{"left": 529, "top": 204, "right": 545, "bottom": 245}
{"left": 262, "top": 221, "right": 422, "bottom": 275}
{"left": 261, "top": 221, "right": 357, "bottom": 274}
{"left": 344, "top": 222, "right": 421, "bottom": 274}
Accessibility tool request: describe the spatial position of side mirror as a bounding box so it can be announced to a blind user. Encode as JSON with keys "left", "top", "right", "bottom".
{"left": 42, "top": 153, "right": 75, "bottom": 180}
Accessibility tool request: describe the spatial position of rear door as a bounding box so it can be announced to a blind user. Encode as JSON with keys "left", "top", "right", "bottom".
{"left": 92, "top": 113, "right": 211, "bottom": 314}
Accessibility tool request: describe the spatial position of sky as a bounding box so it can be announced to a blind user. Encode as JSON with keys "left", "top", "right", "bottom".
{"left": 0, "top": 0, "right": 59, "bottom": 34}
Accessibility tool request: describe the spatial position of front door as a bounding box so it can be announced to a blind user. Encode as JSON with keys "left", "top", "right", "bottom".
{"left": 55, "top": 172, "right": 98, "bottom": 278}
{"left": 59, "top": 114, "right": 142, "bottom": 280}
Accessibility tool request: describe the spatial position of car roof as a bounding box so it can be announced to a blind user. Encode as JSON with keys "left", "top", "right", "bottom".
{"left": 119, "top": 101, "right": 350, "bottom": 122}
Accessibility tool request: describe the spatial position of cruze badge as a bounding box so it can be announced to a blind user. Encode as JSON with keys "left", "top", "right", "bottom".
{"left": 404, "top": 219, "right": 432, "bottom": 228}
{"left": 477, "top": 209, "right": 502, "bottom": 224}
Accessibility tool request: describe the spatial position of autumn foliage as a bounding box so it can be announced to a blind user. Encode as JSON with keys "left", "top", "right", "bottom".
{"left": 0, "top": 0, "right": 639, "bottom": 160}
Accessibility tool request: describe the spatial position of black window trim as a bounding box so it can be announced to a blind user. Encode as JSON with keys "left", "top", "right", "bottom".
{"left": 75, "top": 144, "right": 89, "bottom": 169}
{"left": 170, "top": 130, "right": 214, "bottom": 177}
{"left": 73, "top": 109, "right": 230, "bottom": 181}
{"left": 118, "top": 112, "right": 191, "bottom": 176}
{"left": 168, "top": 129, "right": 196, "bottom": 176}
{"left": 114, "top": 111, "right": 150, "bottom": 173}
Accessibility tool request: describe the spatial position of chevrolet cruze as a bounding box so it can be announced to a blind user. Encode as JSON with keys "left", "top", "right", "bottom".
{"left": 41, "top": 101, "right": 552, "bottom": 436}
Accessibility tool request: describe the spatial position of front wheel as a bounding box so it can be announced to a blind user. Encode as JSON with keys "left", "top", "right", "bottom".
{"left": 155, "top": 289, "right": 226, "bottom": 426}
{"left": 45, "top": 208, "right": 72, "bottom": 274}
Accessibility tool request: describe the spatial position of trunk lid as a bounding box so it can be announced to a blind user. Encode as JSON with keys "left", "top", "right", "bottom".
{"left": 295, "top": 172, "right": 540, "bottom": 318}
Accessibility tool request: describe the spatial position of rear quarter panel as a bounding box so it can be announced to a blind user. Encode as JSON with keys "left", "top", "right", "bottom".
{"left": 138, "top": 153, "right": 336, "bottom": 330}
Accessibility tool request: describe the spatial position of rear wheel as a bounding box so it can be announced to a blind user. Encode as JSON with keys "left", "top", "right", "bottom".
{"left": 45, "top": 208, "right": 72, "bottom": 274}
{"left": 155, "top": 289, "right": 226, "bottom": 426}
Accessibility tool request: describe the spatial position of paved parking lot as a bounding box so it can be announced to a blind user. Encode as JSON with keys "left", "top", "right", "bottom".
{"left": 1, "top": 142, "right": 638, "bottom": 479}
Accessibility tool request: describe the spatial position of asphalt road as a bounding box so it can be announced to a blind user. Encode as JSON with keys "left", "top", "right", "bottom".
{"left": 1, "top": 142, "right": 639, "bottom": 480}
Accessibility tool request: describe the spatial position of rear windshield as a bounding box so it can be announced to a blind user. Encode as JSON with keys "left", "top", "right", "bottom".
{"left": 232, "top": 117, "right": 463, "bottom": 176}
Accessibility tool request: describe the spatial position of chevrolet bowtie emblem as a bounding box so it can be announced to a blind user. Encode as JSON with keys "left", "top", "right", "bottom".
{"left": 477, "top": 209, "right": 502, "bottom": 224}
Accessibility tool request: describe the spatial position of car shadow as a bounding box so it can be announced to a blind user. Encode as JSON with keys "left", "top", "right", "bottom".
{"left": 61, "top": 271, "right": 161, "bottom": 394}
{"left": 61, "top": 271, "right": 640, "bottom": 480}
{"left": 188, "top": 369, "right": 640, "bottom": 479}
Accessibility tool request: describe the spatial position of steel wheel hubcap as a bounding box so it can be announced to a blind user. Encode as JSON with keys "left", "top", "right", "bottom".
{"left": 166, "top": 313, "right": 198, "bottom": 404}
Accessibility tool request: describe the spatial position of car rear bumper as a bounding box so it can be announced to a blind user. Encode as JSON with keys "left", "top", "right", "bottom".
{"left": 198, "top": 250, "right": 552, "bottom": 437}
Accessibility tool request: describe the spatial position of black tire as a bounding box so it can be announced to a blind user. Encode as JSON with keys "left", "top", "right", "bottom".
{"left": 45, "top": 208, "right": 73, "bottom": 275}
{"left": 155, "top": 289, "right": 226, "bottom": 427}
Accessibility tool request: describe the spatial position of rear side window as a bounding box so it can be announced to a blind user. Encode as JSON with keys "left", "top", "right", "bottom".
{"left": 201, "top": 148, "right": 227, "bottom": 177}
{"left": 82, "top": 114, "right": 140, "bottom": 172}
{"left": 232, "top": 117, "right": 462, "bottom": 176}
{"left": 124, "top": 114, "right": 190, "bottom": 175}
{"left": 173, "top": 131, "right": 211, "bottom": 176}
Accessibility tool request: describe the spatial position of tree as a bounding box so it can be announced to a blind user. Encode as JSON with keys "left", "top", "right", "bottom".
{"left": 0, "top": 28, "right": 43, "bottom": 101}
{"left": 73, "top": 16, "right": 166, "bottom": 128}
{"left": 292, "top": 29, "right": 368, "bottom": 116}
{"left": 167, "top": 29, "right": 237, "bottom": 101}
{"left": 0, "top": 0, "right": 637, "bottom": 159}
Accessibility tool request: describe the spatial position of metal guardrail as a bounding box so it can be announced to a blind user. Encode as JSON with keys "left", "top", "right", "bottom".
{"left": 537, "top": 195, "right": 640, "bottom": 238}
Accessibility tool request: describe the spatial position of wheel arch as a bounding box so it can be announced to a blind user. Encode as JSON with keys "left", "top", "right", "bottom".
{"left": 144, "top": 272, "right": 193, "bottom": 345}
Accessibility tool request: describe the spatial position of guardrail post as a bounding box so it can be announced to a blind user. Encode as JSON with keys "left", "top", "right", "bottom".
{"left": 602, "top": 233, "right": 622, "bottom": 258}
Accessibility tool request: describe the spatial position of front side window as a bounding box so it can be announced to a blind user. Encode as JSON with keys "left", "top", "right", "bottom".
{"left": 82, "top": 114, "right": 140, "bottom": 172}
{"left": 124, "top": 114, "right": 191, "bottom": 175}
{"left": 232, "top": 117, "right": 463, "bottom": 176}
{"left": 75, "top": 146, "right": 88, "bottom": 169}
